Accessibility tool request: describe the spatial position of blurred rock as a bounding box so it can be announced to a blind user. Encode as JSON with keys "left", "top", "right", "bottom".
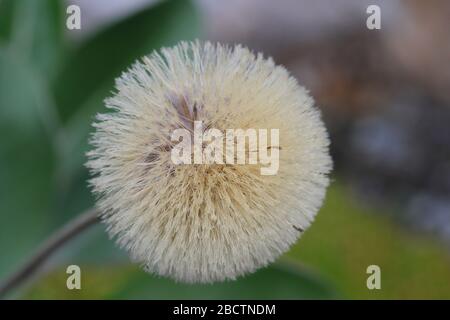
{"left": 407, "top": 194, "right": 450, "bottom": 242}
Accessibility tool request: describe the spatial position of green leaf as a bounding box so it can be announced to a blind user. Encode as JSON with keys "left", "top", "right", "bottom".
{"left": 0, "top": 0, "right": 66, "bottom": 284}
{"left": 110, "top": 263, "right": 337, "bottom": 299}
{"left": 0, "top": 0, "right": 65, "bottom": 79}
{"left": 0, "top": 0, "right": 15, "bottom": 41}
{"left": 53, "top": 0, "right": 201, "bottom": 123}
{"left": 0, "top": 47, "right": 56, "bottom": 278}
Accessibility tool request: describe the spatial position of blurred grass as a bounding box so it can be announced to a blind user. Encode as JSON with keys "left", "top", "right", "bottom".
{"left": 22, "top": 181, "right": 450, "bottom": 299}
{"left": 286, "top": 181, "right": 450, "bottom": 299}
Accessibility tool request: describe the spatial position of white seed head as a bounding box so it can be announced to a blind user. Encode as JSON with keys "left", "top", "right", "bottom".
{"left": 86, "top": 41, "right": 332, "bottom": 283}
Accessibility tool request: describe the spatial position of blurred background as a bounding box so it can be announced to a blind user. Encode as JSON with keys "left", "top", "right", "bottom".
{"left": 0, "top": 0, "right": 449, "bottom": 299}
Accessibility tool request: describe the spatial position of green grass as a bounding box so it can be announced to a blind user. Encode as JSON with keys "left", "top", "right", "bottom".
{"left": 286, "top": 181, "right": 450, "bottom": 299}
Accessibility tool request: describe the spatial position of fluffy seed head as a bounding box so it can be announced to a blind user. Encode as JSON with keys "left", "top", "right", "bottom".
{"left": 87, "top": 41, "right": 332, "bottom": 283}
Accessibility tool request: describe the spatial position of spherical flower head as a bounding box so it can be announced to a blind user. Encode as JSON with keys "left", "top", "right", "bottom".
{"left": 87, "top": 41, "right": 332, "bottom": 283}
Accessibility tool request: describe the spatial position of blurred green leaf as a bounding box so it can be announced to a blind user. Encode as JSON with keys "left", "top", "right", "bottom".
{"left": 0, "top": 0, "right": 65, "bottom": 79}
{"left": 0, "top": 47, "right": 56, "bottom": 278}
{"left": 110, "top": 263, "right": 336, "bottom": 299}
{"left": 0, "top": 0, "right": 66, "bottom": 283}
{"left": 0, "top": 0, "right": 15, "bottom": 41}
{"left": 53, "top": 0, "right": 200, "bottom": 124}
{"left": 24, "top": 262, "right": 337, "bottom": 299}
{"left": 0, "top": 1, "right": 202, "bottom": 286}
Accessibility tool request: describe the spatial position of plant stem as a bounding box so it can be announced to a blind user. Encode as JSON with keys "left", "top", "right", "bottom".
{"left": 0, "top": 207, "right": 99, "bottom": 298}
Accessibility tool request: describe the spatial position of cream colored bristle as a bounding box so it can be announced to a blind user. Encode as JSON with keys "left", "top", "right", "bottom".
{"left": 86, "top": 41, "right": 332, "bottom": 283}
